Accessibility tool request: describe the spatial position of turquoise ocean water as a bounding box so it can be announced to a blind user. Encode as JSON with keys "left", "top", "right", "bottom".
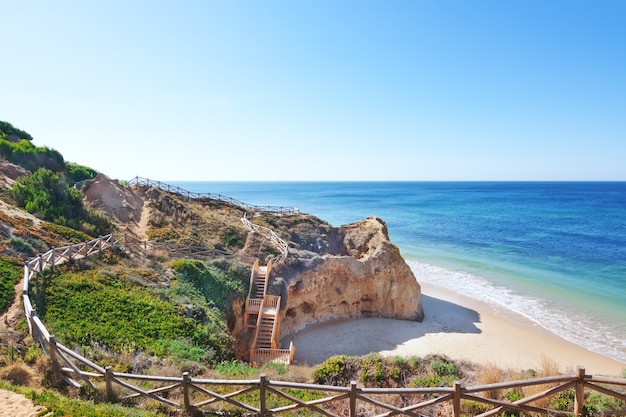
{"left": 172, "top": 181, "right": 626, "bottom": 364}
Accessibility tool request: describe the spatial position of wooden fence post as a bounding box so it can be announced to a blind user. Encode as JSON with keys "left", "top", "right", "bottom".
{"left": 349, "top": 381, "right": 357, "bottom": 417}
{"left": 29, "top": 307, "right": 36, "bottom": 340}
{"left": 48, "top": 335, "right": 58, "bottom": 371}
{"left": 182, "top": 372, "right": 191, "bottom": 411}
{"left": 453, "top": 380, "right": 461, "bottom": 417}
{"left": 574, "top": 366, "right": 586, "bottom": 416}
{"left": 105, "top": 366, "right": 114, "bottom": 402}
{"left": 259, "top": 374, "right": 267, "bottom": 417}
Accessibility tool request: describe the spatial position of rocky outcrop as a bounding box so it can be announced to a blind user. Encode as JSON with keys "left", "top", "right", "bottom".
{"left": 83, "top": 174, "right": 146, "bottom": 237}
{"left": 272, "top": 216, "right": 423, "bottom": 337}
{"left": 0, "top": 159, "right": 29, "bottom": 188}
{"left": 81, "top": 179, "right": 424, "bottom": 347}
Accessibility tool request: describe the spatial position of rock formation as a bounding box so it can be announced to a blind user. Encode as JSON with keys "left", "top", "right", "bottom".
{"left": 82, "top": 178, "right": 424, "bottom": 349}
{"left": 271, "top": 216, "right": 424, "bottom": 336}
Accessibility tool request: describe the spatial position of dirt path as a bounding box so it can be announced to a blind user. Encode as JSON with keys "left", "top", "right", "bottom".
{"left": 1, "top": 275, "right": 25, "bottom": 332}
{"left": 0, "top": 388, "right": 48, "bottom": 417}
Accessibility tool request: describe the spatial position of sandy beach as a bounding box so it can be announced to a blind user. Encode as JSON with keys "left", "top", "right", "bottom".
{"left": 287, "top": 282, "right": 626, "bottom": 376}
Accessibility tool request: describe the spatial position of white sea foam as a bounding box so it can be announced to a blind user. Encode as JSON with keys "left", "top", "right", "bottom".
{"left": 408, "top": 260, "right": 626, "bottom": 364}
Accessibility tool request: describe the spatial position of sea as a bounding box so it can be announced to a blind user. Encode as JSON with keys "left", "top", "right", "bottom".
{"left": 171, "top": 181, "right": 626, "bottom": 364}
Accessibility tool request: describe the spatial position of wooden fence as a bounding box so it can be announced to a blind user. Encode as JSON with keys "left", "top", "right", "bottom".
{"left": 21, "top": 233, "right": 626, "bottom": 415}
{"left": 18, "top": 183, "right": 626, "bottom": 415}
{"left": 241, "top": 213, "right": 289, "bottom": 264}
{"left": 127, "top": 176, "right": 300, "bottom": 215}
{"left": 128, "top": 176, "right": 291, "bottom": 263}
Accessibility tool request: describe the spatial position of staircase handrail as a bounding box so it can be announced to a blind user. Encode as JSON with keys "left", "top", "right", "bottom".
{"left": 241, "top": 214, "right": 289, "bottom": 264}
{"left": 251, "top": 296, "right": 268, "bottom": 351}
{"left": 247, "top": 260, "right": 261, "bottom": 300}
{"left": 269, "top": 295, "right": 281, "bottom": 349}
{"left": 127, "top": 176, "right": 291, "bottom": 264}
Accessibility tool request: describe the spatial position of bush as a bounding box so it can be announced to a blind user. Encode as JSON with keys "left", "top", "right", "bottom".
{"left": 169, "top": 259, "right": 247, "bottom": 313}
{"left": 215, "top": 359, "right": 256, "bottom": 376}
{"left": 42, "top": 222, "right": 92, "bottom": 243}
{"left": 0, "top": 137, "right": 64, "bottom": 172}
{"left": 11, "top": 168, "right": 112, "bottom": 236}
{"left": 65, "top": 163, "right": 97, "bottom": 183}
{"left": 36, "top": 266, "right": 236, "bottom": 364}
{"left": 0, "top": 364, "right": 33, "bottom": 385}
{"left": 313, "top": 355, "right": 360, "bottom": 386}
{"left": 0, "top": 256, "right": 22, "bottom": 312}
{"left": 0, "top": 120, "right": 33, "bottom": 141}
{"left": 8, "top": 237, "right": 35, "bottom": 256}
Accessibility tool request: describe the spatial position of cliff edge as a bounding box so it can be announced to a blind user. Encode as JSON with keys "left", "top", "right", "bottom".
{"left": 274, "top": 216, "right": 424, "bottom": 336}
{"left": 82, "top": 177, "right": 424, "bottom": 344}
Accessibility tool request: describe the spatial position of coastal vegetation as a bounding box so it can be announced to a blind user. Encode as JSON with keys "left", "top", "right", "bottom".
{"left": 27, "top": 252, "right": 249, "bottom": 369}
{"left": 0, "top": 256, "right": 22, "bottom": 312}
{"left": 11, "top": 168, "right": 111, "bottom": 236}
{"left": 1, "top": 119, "right": 625, "bottom": 416}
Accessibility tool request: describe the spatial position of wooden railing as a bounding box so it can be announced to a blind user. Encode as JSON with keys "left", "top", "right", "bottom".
{"left": 127, "top": 176, "right": 300, "bottom": 215}
{"left": 22, "top": 233, "right": 234, "bottom": 343}
{"left": 18, "top": 184, "right": 626, "bottom": 415}
{"left": 127, "top": 176, "right": 292, "bottom": 264}
{"left": 250, "top": 296, "right": 282, "bottom": 351}
{"left": 249, "top": 343, "right": 295, "bottom": 366}
{"left": 241, "top": 213, "right": 289, "bottom": 264}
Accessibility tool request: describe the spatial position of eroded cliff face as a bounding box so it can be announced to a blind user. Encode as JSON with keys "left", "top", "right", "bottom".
{"left": 81, "top": 178, "right": 424, "bottom": 350}
{"left": 272, "top": 216, "right": 424, "bottom": 336}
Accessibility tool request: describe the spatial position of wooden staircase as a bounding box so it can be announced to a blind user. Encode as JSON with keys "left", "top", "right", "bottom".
{"left": 244, "top": 260, "right": 271, "bottom": 328}
{"left": 244, "top": 260, "right": 295, "bottom": 365}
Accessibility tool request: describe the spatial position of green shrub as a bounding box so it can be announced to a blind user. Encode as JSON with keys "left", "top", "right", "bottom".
{"left": 411, "top": 357, "right": 460, "bottom": 388}
{"left": 152, "top": 339, "right": 210, "bottom": 363}
{"left": 0, "top": 256, "right": 22, "bottom": 312}
{"left": 262, "top": 362, "right": 288, "bottom": 375}
{"left": 221, "top": 228, "right": 244, "bottom": 249}
{"left": 24, "top": 345, "right": 43, "bottom": 364}
{"left": 8, "top": 236, "right": 34, "bottom": 255}
{"left": 431, "top": 359, "right": 458, "bottom": 377}
{"left": 22, "top": 386, "right": 163, "bottom": 416}
{"left": 42, "top": 222, "right": 92, "bottom": 243}
{"left": 361, "top": 353, "right": 386, "bottom": 386}
{"left": 11, "top": 168, "right": 112, "bottom": 236}
{"left": 0, "top": 120, "right": 33, "bottom": 141}
{"left": 0, "top": 137, "right": 64, "bottom": 172}
{"left": 215, "top": 359, "right": 256, "bottom": 376}
{"left": 37, "top": 269, "right": 235, "bottom": 363}
{"left": 170, "top": 259, "right": 246, "bottom": 313}
{"left": 412, "top": 373, "right": 448, "bottom": 388}
{"left": 552, "top": 389, "right": 574, "bottom": 411}
{"left": 66, "top": 163, "right": 97, "bottom": 183}
{"left": 312, "top": 355, "right": 359, "bottom": 386}
{"left": 585, "top": 391, "right": 626, "bottom": 414}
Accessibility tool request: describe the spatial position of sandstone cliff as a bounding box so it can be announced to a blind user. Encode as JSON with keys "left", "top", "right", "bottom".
{"left": 271, "top": 216, "right": 424, "bottom": 336}
{"left": 81, "top": 177, "right": 424, "bottom": 346}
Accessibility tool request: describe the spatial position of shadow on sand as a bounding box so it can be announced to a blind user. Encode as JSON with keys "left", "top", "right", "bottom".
{"left": 285, "top": 294, "right": 481, "bottom": 365}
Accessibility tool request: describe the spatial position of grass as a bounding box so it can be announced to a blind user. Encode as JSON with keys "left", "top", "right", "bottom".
{"left": 1, "top": 347, "right": 625, "bottom": 417}
{"left": 0, "top": 380, "right": 165, "bottom": 417}
{"left": 0, "top": 256, "right": 22, "bottom": 312}
{"left": 32, "top": 262, "right": 237, "bottom": 366}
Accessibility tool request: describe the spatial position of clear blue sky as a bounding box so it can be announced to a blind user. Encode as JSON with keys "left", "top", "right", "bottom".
{"left": 2, "top": 1, "right": 625, "bottom": 181}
